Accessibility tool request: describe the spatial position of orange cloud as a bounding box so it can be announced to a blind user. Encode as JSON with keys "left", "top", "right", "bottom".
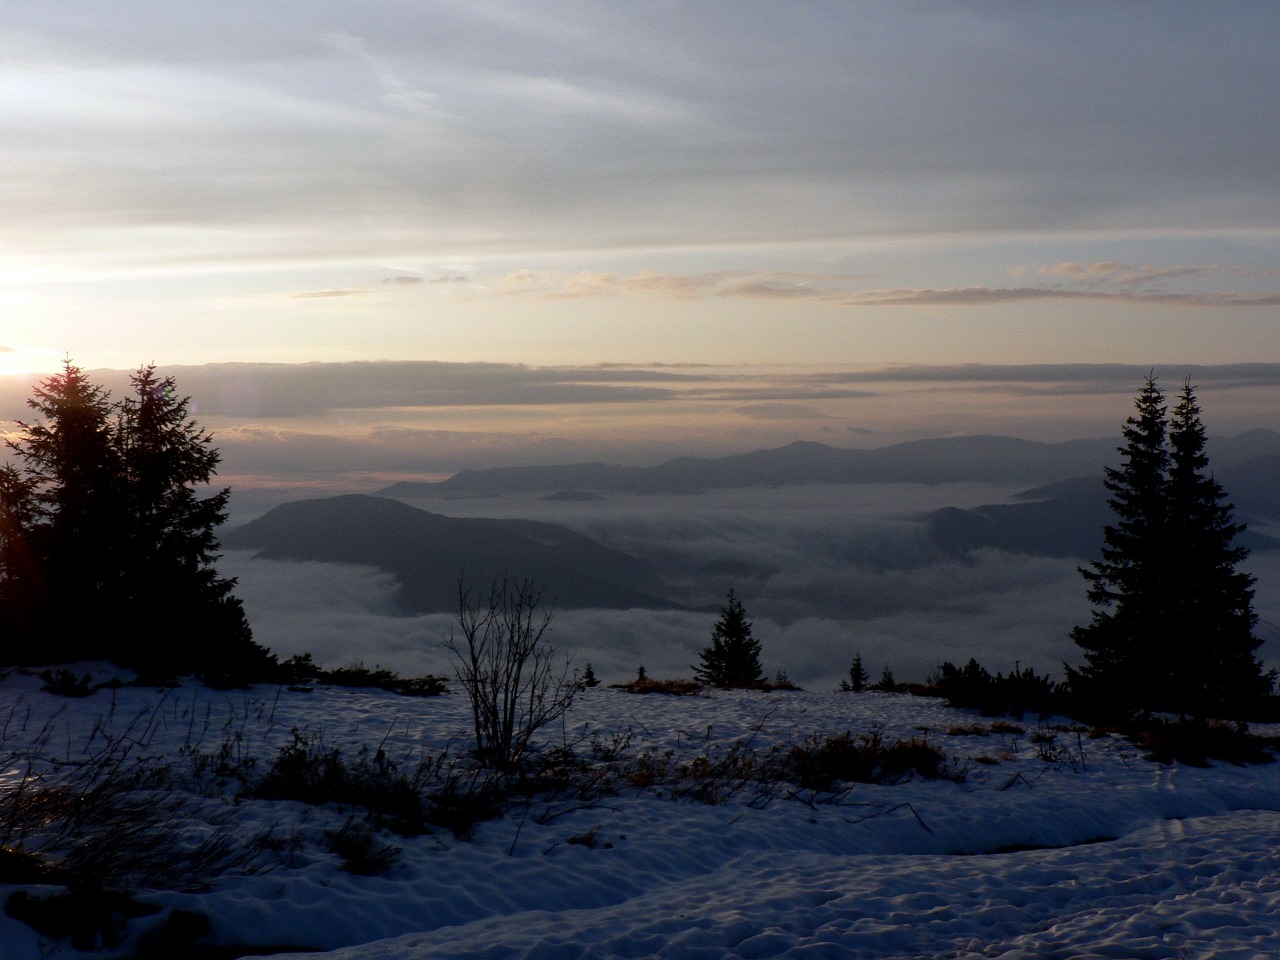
{"left": 1037, "top": 261, "right": 1223, "bottom": 285}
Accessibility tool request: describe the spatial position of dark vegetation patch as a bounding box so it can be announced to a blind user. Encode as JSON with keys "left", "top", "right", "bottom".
{"left": 1102, "top": 715, "right": 1278, "bottom": 766}
{"left": 610, "top": 675, "right": 800, "bottom": 696}
{"left": 326, "top": 816, "right": 403, "bottom": 875}
{"left": 246, "top": 728, "right": 428, "bottom": 836}
{"left": 612, "top": 677, "right": 702, "bottom": 695}
{"left": 5, "top": 888, "right": 160, "bottom": 952}
{"left": 277, "top": 654, "right": 447, "bottom": 697}
{"left": 971, "top": 836, "right": 1118, "bottom": 856}
{"left": 920, "top": 659, "right": 1065, "bottom": 719}
{"left": 785, "top": 730, "right": 950, "bottom": 791}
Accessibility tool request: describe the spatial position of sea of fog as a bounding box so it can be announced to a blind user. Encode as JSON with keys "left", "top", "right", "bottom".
{"left": 221, "top": 483, "right": 1280, "bottom": 693}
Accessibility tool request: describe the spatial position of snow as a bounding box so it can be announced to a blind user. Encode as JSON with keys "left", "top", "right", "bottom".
{"left": 2, "top": 671, "right": 1278, "bottom": 960}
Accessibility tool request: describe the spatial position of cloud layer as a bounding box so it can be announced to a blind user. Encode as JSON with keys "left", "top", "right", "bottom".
{"left": 7, "top": 3, "right": 1278, "bottom": 265}
{"left": 489, "top": 269, "right": 1280, "bottom": 309}
{"left": 223, "top": 493, "right": 1280, "bottom": 692}
{"left": 8, "top": 361, "right": 1280, "bottom": 492}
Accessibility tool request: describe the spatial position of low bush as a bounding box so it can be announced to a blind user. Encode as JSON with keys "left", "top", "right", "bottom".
{"left": 5, "top": 888, "right": 160, "bottom": 952}
{"left": 246, "top": 728, "right": 426, "bottom": 834}
{"left": 278, "top": 655, "right": 446, "bottom": 697}
{"left": 925, "top": 659, "right": 1064, "bottom": 718}
{"left": 37, "top": 669, "right": 97, "bottom": 698}
{"left": 327, "top": 816, "right": 402, "bottom": 875}
{"left": 0, "top": 845, "right": 68, "bottom": 885}
{"left": 612, "top": 677, "right": 702, "bottom": 695}
{"left": 1105, "top": 715, "right": 1278, "bottom": 767}
{"left": 785, "top": 728, "right": 951, "bottom": 790}
{"left": 743, "top": 672, "right": 802, "bottom": 692}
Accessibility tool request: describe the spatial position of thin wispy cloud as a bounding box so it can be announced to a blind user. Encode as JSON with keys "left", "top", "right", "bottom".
{"left": 321, "top": 32, "right": 445, "bottom": 117}
{"left": 729, "top": 404, "right": 834, "bottom": 421}
{"left": 826, "top": 287, "right": 1280, "bottom": 308}
{"left": 288, "top": 288, "right": 370, "bottom": 299}
{"left": 488, "top": 270, "right": 1280, "bottom": 309}
{"left": 1039, "top": 261, "right": 1222, "bottom": 285}
{"left": 1227, "top": 266, "right": 1277, "bottom": 279}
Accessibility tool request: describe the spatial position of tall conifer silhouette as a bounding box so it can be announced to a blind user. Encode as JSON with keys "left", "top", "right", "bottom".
{"left": 1070, "top": 376, "right": 1271, "bottom": 714}
{"left": 2, "top": 361, "right": 269, "bottom": 680}
{"left": 1164, "top": 380, "right": 1268, "bottom": 711}
{"left": 1070, "top": 377, "right": 1170, "bottom": 706}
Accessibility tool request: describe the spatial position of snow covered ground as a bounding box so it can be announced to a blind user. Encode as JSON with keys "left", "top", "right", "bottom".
{"left": 2, "top": 670, "right": 1278, "bottom": 959}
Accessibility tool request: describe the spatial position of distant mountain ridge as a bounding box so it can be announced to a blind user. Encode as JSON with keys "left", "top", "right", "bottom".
{"left": 224, "top": 494, "right": 681, "bottom": 613}
{"left": 926, "top": 454, "right": 1280, "bottom": 559}
{"left": 377, "top": 431, "right": 1280, "bottom": 498}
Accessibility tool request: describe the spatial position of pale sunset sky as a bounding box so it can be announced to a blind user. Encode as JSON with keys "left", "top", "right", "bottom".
{"left": 3, "top": 3, "right": 1279, "bottom": 481}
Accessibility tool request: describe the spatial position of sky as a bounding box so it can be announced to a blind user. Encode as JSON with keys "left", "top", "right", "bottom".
{"left": 1, "top": 2, "right": 1277, "bottom": 387}
{"left": 3, "top": 4, "right": 1280, "bottom": 682}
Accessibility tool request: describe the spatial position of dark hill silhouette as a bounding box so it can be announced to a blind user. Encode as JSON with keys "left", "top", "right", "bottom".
{"left": 542, "top": 489, "right": 605, "bottom": 502}
{"left": 1216, "top": 454, "right": 1280, "bottom": 520}
{"left": 926, "top": 456, "right": 1280, "bottom": 558}
{"left": 224, "top": 494, "right": 680, "bottom": 613}
{"left": 377, "top": 431, "right": 1280, "bottom": 499}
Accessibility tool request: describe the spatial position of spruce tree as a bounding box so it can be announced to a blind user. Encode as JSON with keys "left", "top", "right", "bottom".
{"left": 0, "top": 465, "right": 44, "bottom": 655}
{"left": 1070, "top": 376, "right": 1272, "bottom": 715}
{"left": 9, "top": 360, "right": 123, "bottom": 659}
{"left": 873, "top": 666, "right": 896, "bottom": 691}
{"left": 1069, "top": 376, "right": 1171, "bottom": 708}
{"left": 114, "top": 366, "right": 261, "bottom": 678}
{"left": 694, "top": 589, "right": 763, "bottom": 688}
{"left": 1164, "top": 380, "right": 1268, "bottom": 712}
{"left": 840, "top": 653, "right": 869, "bottom": 692}
{"left": 3, "top": 361, "right": 271, "bottom": 680}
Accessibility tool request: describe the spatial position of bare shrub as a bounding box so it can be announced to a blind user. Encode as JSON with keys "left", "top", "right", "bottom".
{"left": 446, "top": 576, "right": 577, "bottom": 773}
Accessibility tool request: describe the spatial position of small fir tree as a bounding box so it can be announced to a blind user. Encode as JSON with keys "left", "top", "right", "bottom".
{"left": 694, "top": 589, "right": 764, "bottom": 688}
{"left": 872, "top": 666, "right": 896, "bottom": 691}
{"left": 840, "top": 653, "right": 869, "bottom": 692}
